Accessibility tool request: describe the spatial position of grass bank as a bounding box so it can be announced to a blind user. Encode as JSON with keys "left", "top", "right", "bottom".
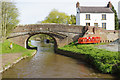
{"left": 0, "top": 39, "right": 36, "bottom": 73}
{"left": 1, "top": 40, "right": 35, "bottom": 57}
{"left": 59, "top": 43, "right": 120, "bottom": 74}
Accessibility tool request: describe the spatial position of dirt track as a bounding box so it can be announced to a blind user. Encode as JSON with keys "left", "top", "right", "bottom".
{"left": 1, "top": 53, "right": 22, "bottom": 67}
{"left": 96, "top": 44, "right": 119, "bottom": 52}
{"left": 96, "top": 38, "right": 120, "bottom": 52}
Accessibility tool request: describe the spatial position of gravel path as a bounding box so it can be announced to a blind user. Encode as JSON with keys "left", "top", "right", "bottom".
{"left": 96, "top": 44, "right": 119, "bottom": 52}
{"left": 1, "top": 53, "right": 22, "bottom": 68}
{"left": 96, "top": 38, "right": 120, "bottom": 52}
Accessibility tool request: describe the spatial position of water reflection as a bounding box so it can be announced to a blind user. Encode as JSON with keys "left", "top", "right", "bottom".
{"left": 2, "top": 40, "right": 114, "bottom": 78}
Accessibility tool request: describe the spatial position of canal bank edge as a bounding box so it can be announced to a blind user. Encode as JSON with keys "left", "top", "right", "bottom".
{"left": 0, "top": 51, "right": 36, "bottom": 74}
{"left": 55, "top": 48, "right": 120, "bottom": 75}
{"left": 56, "top": 49, "right": 88, "bottom": 62}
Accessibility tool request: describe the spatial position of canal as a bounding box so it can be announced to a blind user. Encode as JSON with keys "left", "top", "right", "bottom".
{"left": 2, "top": 40, "right": 114, "bottom": 78}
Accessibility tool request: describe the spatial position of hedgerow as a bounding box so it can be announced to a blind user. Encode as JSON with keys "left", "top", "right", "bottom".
{"left": 59, "top": 43, "right": 120, "bottom": 73}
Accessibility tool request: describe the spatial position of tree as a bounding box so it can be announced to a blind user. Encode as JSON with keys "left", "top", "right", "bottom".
{"left": 0, "top": 2, "right": 2, "bottom": 39}
{"left": 41, "top": 9, "right": 76, "bottom": 24}
{"left": 112, "top": 5, "right": 119, "bottom": 30}
{"left": 41, "top": 9, "right": 69, "bottom": 24}
{"left": 69, "top": 15, "right": 76, "bottom": 24}
{"left": 1, "top": 1, "right": 19, "bottom": 38}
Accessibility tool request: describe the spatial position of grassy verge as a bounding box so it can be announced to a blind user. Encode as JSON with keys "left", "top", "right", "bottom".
{"left": 28, "top": 41, "right": 35, "bottom": 47}
{"left": 59, "top": 43, "right": 120, "bottom": 74}
{"left": 0, "top": 39, "right": 36, "bottom": 72}
{"left": 1, "top": 40, "right": 35, "bottom": 57}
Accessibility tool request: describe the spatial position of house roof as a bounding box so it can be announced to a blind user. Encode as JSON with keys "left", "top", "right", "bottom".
{"left": 80, "top": 6, "right": 114, "bottom": 13}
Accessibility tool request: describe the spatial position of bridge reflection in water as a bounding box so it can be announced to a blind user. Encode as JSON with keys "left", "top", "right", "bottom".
{"left": 2, "top": 40, "right": 114, "bottom": 78}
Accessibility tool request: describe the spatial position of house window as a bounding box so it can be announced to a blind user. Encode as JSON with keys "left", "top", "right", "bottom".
{"left": 86, "top": 23, "right": 90, "bottom": 26}
{"left": 86, "top": 14, "right": 90, "bottom": 20}
{"left": 102, "top": 23, "right": 106, "bottom": 29}
{"left": 94, "top": 23, "right": 98, "bottom": 27}
{"left": 102, "top": 14, "right": 106, "bottom": 20}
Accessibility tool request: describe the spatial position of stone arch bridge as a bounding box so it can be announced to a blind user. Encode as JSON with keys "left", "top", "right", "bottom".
{"left": 7, "top": 24, "right": 88, "bottom": 51}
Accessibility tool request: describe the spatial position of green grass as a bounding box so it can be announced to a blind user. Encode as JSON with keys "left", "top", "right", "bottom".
{"left": 1, "top": 40, "right": 35, "bottom": 57}
{"left": 28, "top": 41, "right": 35, "bottom": 47}
{"left": 59, "top": 43, "right": 120, "bottom": 74}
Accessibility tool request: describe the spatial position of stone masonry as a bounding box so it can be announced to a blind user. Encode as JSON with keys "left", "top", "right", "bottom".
{"left": 9, "top": 24, "right": 87, "bottom": 50}
{"left": 8, "top": 24, "right": 119, "bottom": 50}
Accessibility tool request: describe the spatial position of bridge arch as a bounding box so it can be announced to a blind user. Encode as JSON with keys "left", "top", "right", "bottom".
{"left": 26, "top": 33, "right": 58, "bottom": 51}
{"left": 8, "top": 31, "right": 82, "bottom": 51}
{"left": 8, "top": 24, "right": 86, "bottom": 50}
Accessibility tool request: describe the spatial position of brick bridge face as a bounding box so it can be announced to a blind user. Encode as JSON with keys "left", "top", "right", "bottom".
{"left": 8, "top": 24, "right": 87, "bottom": 50}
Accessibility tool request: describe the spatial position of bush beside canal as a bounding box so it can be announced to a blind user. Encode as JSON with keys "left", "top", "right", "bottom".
{"left": 59, "top": 43, "right": 120, "bottom": 74}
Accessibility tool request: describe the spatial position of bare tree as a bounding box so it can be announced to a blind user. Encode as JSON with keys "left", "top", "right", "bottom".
{"left": 1, "top": 0, "right": 19, "bottom": 40}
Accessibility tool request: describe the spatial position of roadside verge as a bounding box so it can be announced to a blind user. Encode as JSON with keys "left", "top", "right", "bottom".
{"left": 0, "top": 40, "right": 36, "bottom": 74}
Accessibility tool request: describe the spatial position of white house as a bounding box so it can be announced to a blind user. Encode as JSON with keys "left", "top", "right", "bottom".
{"left": 118, "top": 1, "right": 120, "bottom": 28}
{"left": 76, "top": 2, "right": 115, "bottom": 30}
{"left": 118, "top": 1, "right": 120, "bottom": 19}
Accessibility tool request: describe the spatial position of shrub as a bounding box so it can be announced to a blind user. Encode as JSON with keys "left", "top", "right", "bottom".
{"left": 59, "top": 43, "right": 120, "bottom": 73}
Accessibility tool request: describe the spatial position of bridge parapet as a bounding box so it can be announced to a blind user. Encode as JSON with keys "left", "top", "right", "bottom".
{"left": 13, "top": 24, "right": 87, "bottom": 34}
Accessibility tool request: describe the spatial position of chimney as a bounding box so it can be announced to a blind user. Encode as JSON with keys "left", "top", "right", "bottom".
{"left": 76, "top": 2, "right": 80, "bottom": 8}
{"left": 107, "top": 1, "right": 112, "bottom": 8}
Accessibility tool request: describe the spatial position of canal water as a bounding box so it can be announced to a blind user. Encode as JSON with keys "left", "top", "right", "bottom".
{"left": 2, "top": 40, "right": 114, "bottom": 78}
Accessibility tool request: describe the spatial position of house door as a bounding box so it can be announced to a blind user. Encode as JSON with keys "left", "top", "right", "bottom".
{"left": 94, "top": 23, "right": 98, "bottom": 27}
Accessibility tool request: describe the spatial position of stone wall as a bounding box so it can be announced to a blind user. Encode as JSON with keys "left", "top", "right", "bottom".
{"left": 13, "top": 24, "right": 86, "bottom": 34}
{"left": 9, "top": 24, "right": 119, "bottom": 50}
{"left": 9, "top": 32, "right": 81, "bottom": 49}
{"left": 10, "top": 35, "right": 30, "bottom": 48}
{"left": 83, "top": 26, "right": 119, "bottom": 42}
{"left": 9, "top": 24, "right": 87, "bottom": 48}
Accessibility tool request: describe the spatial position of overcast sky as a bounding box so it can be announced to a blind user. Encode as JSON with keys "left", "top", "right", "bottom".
{"left": 14, "top": 0, "right": 120, "bottom": 24}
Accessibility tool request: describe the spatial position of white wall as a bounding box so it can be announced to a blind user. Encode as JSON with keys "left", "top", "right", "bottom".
{"left": 118, "top": 1, "right": 120, "bottom": 19}
{"left": 76, "top": 8, "right": 80, "bottom": 25}
{"left": 79, "top": 13, "right": 115, "bottom": 30}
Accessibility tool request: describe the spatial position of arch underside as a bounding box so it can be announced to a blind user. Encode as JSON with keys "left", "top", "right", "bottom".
{"left": 26, "top": 33, "right": 60, "bottom": 51}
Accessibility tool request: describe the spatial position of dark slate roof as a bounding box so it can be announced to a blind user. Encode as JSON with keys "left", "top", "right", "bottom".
{"left": 80, "top": 6, "right": 114, "bottom": 13}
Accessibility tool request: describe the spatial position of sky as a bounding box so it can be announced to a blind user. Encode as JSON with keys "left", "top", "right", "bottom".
{"left": 13, "top": 0, "right": 120, "bottom": 24}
